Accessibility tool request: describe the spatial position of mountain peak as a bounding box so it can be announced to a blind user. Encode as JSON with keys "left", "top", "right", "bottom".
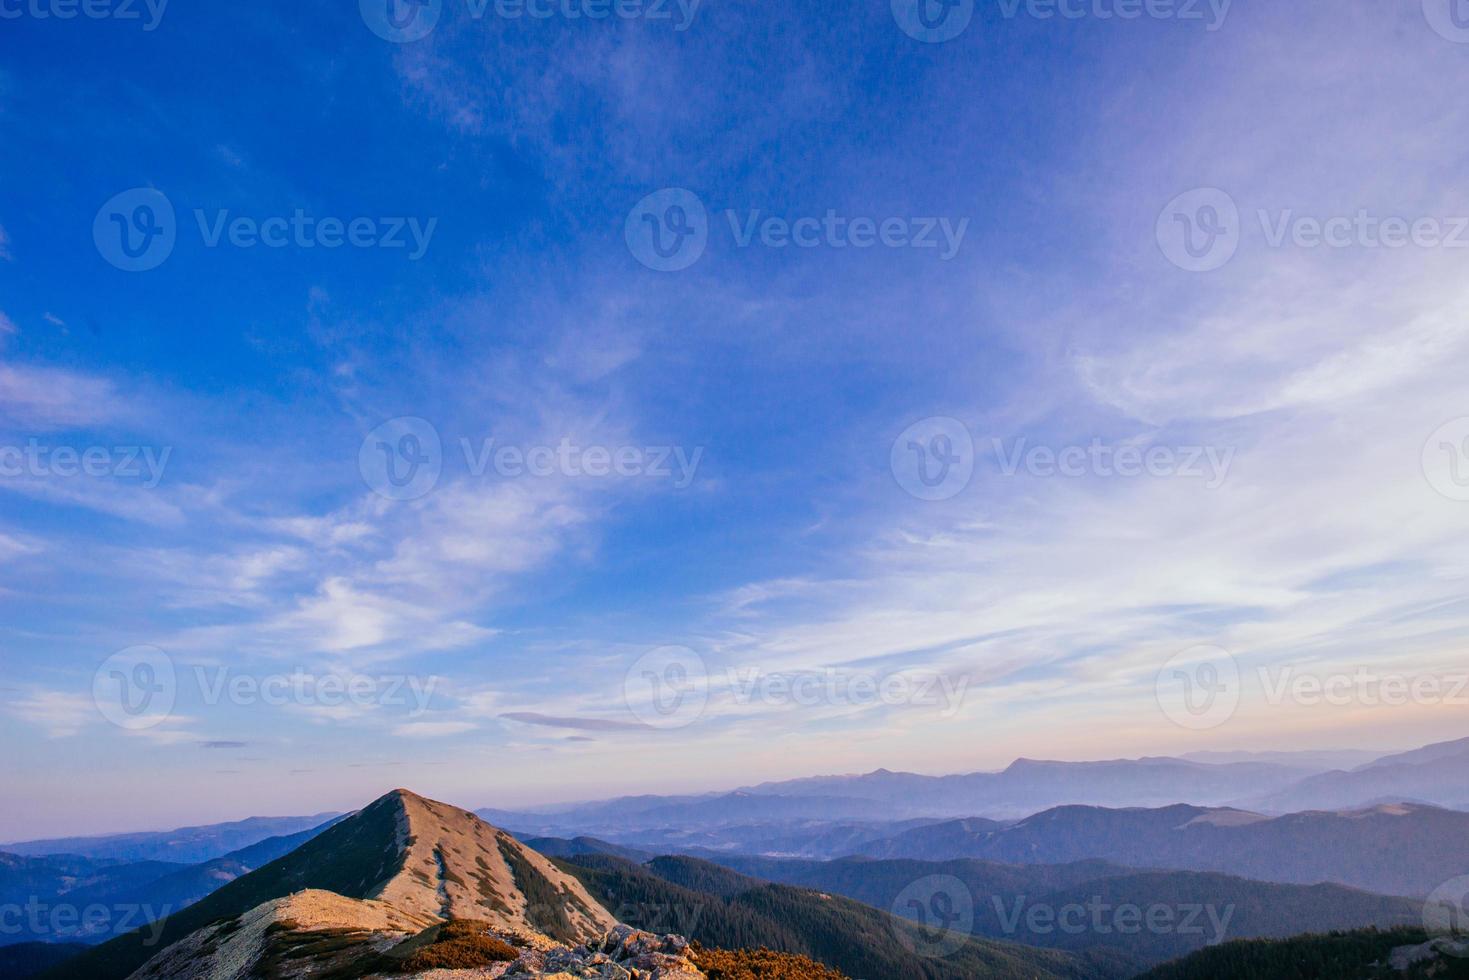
{"left": 58, "top": 789, "right": 617, "bottom": 980}
{"left": 361, "top": 789, "right": 616, "bottom": 941}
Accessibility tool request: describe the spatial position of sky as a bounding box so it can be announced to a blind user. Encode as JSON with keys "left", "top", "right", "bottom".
{"left": 2, "top": 0, "right": 1469, "bottom": 840}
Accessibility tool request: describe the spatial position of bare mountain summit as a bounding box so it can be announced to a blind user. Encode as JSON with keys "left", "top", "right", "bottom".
{"left": 46, "top": 789, "right": 701, "bottom": 980}
{"left": 369, "top": 788, "right": 615, "bottom": 938}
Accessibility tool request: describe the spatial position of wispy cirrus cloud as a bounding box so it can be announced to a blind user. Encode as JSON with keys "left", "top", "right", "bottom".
{"left": 499, "top": 711, "right": 653, "bottom": 733}
{"left": 6, "top": 690, "right": 96, "bottom": 738}
{"left": 393, "top": 720, "right": 478, "bottom": 738}
{"left": 0, "top": 363, "right": 132, "bottom": 430}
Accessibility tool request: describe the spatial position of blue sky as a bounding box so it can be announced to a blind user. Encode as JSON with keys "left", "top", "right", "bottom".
{"left": 3, "top": 0, "right": 1469, "bottom": 838}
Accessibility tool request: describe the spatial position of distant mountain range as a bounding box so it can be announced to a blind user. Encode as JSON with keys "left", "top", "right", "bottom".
{"left": 1241, "top": 738, "right": 1469, "bottom": 813}
{"left": 739, "top": 757, "right": 1316, "bottom": 815}
{"left": 0, "top": 812, "right": 340, "bottom": 864}
{"left": 0, "top": 818, "right": 345, "bottom": 946}
{"left": 847, "top": 801, "right": 1469, "bottom": 896}
{"left": 522, "top": 835, "right": 654, "bottom": 863}
{"left": 18, "top": 736, "right": 1464, "bottom": 873}
{"left": 1178, "top": 749, "right": 1381, "bottom": 770}
{"left": 476, "top": 738, "right": 1469, "bottom": 847}
{"left": 481, "top": 758, "right": 1318, "bottom": 836}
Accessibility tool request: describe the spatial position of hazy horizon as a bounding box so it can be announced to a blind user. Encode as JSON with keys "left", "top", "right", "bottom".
{"left": 0, "top": 735, "right": 1438, "bottom": 842}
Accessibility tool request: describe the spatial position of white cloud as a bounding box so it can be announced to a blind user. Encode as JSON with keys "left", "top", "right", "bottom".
{"left": 0, "top": 532, "right": 35, "bottom": 562}
{"left": 8, "top": 690, "right": 95, "bottom": 737}
{"left": 393, "top": 720, "right": 478, "bottom": 737}
{"left": 0, "top": 363, "right": 131, "bottom": 429}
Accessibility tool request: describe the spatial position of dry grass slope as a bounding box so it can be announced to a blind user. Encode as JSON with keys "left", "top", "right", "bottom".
{"left": 394, "top": 919, "right": 520, "bottom": 971}
{"left": 692, "top": 944, "right": 851, "bottom": 979}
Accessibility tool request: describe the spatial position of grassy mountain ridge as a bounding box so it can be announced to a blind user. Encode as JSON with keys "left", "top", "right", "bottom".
{"left": 683, "top": 853, "right": 1420, "bottom": 966}
{"left": 1137, "top": 928, "right": 1469, "bottom": 979}
{"left": 560, "top": 852, "right": 1136, "bottom": 979}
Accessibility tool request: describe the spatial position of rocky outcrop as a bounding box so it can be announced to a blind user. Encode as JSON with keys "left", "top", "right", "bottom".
{"left": 127, "top": 896, "right": 703, "bottom": 980}
{"left": 1387, "top": 936, "right": 1469, "bottom": 971}
{"left": 503, "top": 925, "right": 704, "bottom": 979}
